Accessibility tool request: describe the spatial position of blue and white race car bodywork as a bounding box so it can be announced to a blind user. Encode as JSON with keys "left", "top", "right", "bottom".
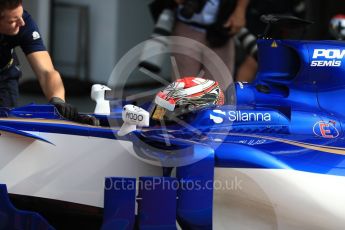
{"left": 1, "top": 31, "right": 345, "bottom": 228}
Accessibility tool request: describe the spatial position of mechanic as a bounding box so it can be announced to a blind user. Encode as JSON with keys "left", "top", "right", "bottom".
{"left": 171, "top": 0, "right": 249, "bottom": 91}
{"left": 0, "top": 0, "right": 78, "bottom": 121}
{"left": 149, "top": 0, "right": 249, "bottom": 91}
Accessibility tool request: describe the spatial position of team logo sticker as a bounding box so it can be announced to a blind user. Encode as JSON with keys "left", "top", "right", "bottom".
{"left": 311, "top": 49, "right": 344, "bottom": 67}
{"left": 210, "top": 110, "right": 272, "bottom": 124}
{"left": 32, "top": 31, "right": 40, "bottom": 40}
{"left": 313, "top": 120, "right": 339, "bottom": 138}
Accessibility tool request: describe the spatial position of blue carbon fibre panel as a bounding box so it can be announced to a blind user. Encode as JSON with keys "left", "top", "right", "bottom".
{"left": 101, "top": 177, "right": 136, "bottom": 230}
{"left": 213, "top": 133, "right": 345, "bottom": 176}
{"left": 0, "top": 118, "right": 118, "bottom": 140}
{"left": 137, "top": 177, "right": 177, "bottom": 229}
{"left": 0, "top": 184, "right": 54, "bottom": 229}
{"left": 215, "top": 142, "right": 292, "bottom": 169}
{"left": 176, "top": 153, "right": 214, "bottom": 230}
{"left": 9, "top": 104, "right": 62, "bottom": 119}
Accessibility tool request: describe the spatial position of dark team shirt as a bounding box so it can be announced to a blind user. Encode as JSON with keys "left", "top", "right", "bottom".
{"left": 0, "top": 10, "right": 46, "bottom": 69}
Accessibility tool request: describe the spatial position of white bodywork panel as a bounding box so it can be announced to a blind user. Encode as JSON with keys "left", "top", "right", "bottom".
{"left": 213, "top": 168, "right": 345, "bottom": 229}
{"left": 0, "top": 131, "right": 161, "bottom": 208}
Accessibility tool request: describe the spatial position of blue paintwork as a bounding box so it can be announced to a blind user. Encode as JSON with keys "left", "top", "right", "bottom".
{"left": 176, "top": 154, "right": 214, "bottom": 230}
{"left": 0, "top": 184, "right": 54, "bottom": 229}
{"left": 137, "top": 177, "right": 178, "bottom": 230}
{"left": 9, "top": 103, "right": 62, "bottom": 119}
{"left": 101, "top": 177, "right": 136, "bottom": 230}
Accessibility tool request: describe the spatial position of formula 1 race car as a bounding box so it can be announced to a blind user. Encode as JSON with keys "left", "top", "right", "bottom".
{"left": 1, "top": 15, "right": 345, "bottom": 229}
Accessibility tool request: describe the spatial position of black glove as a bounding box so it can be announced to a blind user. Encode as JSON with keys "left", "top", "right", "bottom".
{"left": 76, "top": 114, "right": 100, "bottom": 126}
{"left": 50, "top": 97, "right": 100, "bottom": 126}
{"left": 49, "top": 97, "right": 78, "bottom": 121}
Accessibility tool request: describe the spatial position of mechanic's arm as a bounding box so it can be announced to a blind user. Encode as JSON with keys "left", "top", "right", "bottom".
{"left": 26, "top": 51, "right": 78, "bottom": 120}
{"left": 224, "top": 0, "right": 249, "bottom": 35}
{"left": 26, "top": 51, "right": 99, "bottom": 126}
{"left": 26, "top": 50, "right": 65, "bottom": 101}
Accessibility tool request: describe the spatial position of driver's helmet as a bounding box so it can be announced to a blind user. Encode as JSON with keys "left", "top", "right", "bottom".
{"left": 152, "top": 77, "right": 224, "bottom": 120}
{"left": 329, "top": 14, "right": 345, "bottom": 40}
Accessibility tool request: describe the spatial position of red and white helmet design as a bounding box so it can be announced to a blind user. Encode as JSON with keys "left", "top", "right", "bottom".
{"left": 154, "top": 77, "right": 224, "bottom": 113}
{"left": 330, "top": 14, "right": 345, "bottom": 40}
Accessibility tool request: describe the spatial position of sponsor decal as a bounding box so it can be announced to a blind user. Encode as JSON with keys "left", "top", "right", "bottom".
{"left": 313, "top": 120, "right": 339, "bottom": 138}
{"left": 237, "top": 139, "right": 267, "bottom": 145}
{"left": 32, "top": 31, "right": 40, "bottom": 40}
{"left": 210, "top": 110, "right": 271, "bottom": 124}
{"left": 311, "top": 49, "right": 344, "bottom": 67}
{"left": 271, "top": 40, "right": 278, "bottom": 48}
{"left": 126, "top": 112, "right": 143, "bottom": 122}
